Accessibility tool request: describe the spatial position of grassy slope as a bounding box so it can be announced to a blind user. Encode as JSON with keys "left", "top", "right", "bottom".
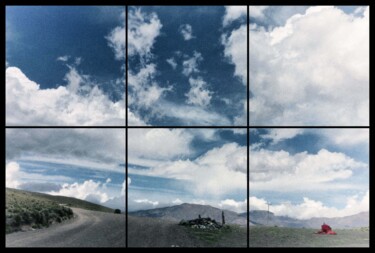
{"left": 6, "top": 188, "right": 114, "bottom": 234}
{"left": 250, "top": 226, "right": 369, "bottom": 247}
{"left": 7, "top": 188, "right": 113, "bottom": 213}
{"left": 185, "top": 225, "right": 247, "bottom": 247}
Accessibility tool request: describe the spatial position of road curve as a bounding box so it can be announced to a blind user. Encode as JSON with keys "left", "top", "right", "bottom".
{"left": 6, "top": 208, "right": 125, "bottom": 247}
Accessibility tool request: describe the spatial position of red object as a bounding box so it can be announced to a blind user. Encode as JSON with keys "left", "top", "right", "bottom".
{"left": 315, "top": 223, "right": 337, "bottom": 235}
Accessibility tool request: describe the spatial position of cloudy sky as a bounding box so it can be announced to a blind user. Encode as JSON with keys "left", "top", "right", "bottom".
{"left": 250, "top": 6, "right": 369, "bottom": 126}
{"left": 6, "top": 128, "right": 126, "bottom": 210}
{"left": 250, "top": 128, "right": 369, "bottom": 219}
{"left": 128, "top": 128, "right": 247, "bottom": 212}
{"left": 6, "top": 6, "right": 125, "bottom": 126}
{"left": 5, "top": 6, "right": 369, "bottom": 218}
{"left": 128, "top": 6, "right": 246, "bottom": 126}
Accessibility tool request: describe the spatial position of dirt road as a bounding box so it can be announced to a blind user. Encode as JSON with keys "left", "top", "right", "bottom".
{"left": 128, "top": 216, "right": 203, "bottom": 247}
{"left": 6, "top": 208, "right": 125, "bottom": 247}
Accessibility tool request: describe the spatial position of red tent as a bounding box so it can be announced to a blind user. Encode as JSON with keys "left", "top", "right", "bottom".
{"left": 315, "top": 223, "right": 337, "bottom": 235}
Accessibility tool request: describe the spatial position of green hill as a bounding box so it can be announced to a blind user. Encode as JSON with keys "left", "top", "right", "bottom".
{"left": 6, "top": 188, "right": 113, "bottom": 233}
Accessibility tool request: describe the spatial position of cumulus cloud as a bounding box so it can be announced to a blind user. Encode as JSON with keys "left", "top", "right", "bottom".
{"left": 223, "top": 6, "right": 247, "bottom": 26}
{"left": 249, "top": 6, "right": 268, "bottom": 19}
{"left": 6, "top": 162, "right": 21, "bottom": 188}
{"left": 250, "top": 191, "right": 369, "bottom": 219}
{"left": 128, "top": 8, "right": 162, "bottom": 58}
{"left": 49, "top": 180, "right": 110, "bottom": 203}
{"left": 219, "top": 199, "right": 247, "bottom": 213}
{"left": 106, "top": 23, "right": 125, "bottom": 60}
{"left": 132, "top": 143, "right": 246, "bottom": 197}
{"left": 222, "top": 25, "right": 246, "bottom": 84}
{"left": 250, "top": 6, "right": 369, "bottom": 125}
{"left": 250, "top": 148, "right": 367, "bottom": 191}
{"left": 179, "top": 24, "right": 195, "bottom": 40}
{"left": 182, "top": 51, "right": 203, "bottom": 76}
{"left": 185, "top": 77, "right": 212, "bottom": 107}
{"left": 129, "top": 129, "right": 193, "bottom": 166}
{"left": 6, "top": 66, "right": 125, "bottom": 126}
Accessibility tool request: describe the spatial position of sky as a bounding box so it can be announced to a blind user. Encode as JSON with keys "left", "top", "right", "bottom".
{"left": 6, "top": 6, "right": 125, "bottom": 126}
{"left": 128, "top": 128, "right": 247, "bottom": 212}
{"left": 250, "top": 6, "right": 369, "bottom": 126}
{"left": 250, "top": 128, "right": 369, "bottom": 219}
{"left": 6, "top": 129, "right": 126, "bottom": 211}
{"left": 128, "top": 6, "right": 246, "bottom": 126}
{"left": 5, "top": 6, "right": 370, "bottom": 218}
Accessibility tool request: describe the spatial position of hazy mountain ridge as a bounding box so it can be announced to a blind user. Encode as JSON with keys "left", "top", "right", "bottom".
{"left": 129, "top": 203, "right": 368, "bottom": 229}
{"left": 129, "top": 203, "right": 247, "bottom": 226}
{"left": 250, "top": 210, "right": 369, "bottom": 229}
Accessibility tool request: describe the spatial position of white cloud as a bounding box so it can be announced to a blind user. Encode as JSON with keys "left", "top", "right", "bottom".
{"left": 128, "top": 8, "right": 162, "bottom": 58}
{"left": 223, "top": 6, "right": 247, "bottom": 26}
{"left": 185, "top": 77, "right": 212, "bottom": 107}
{"left": 222, "top": 25, "right": 246, "bottom": 84}
{"left": 179, "top": 24, "right": 195, "bottom": 40}
{"left": 219, "top": 199, "right": 247, "bottom": 213}
{"left": 249, "top": 6, "right": 269, "bottom": 19}
{"left": 156, "top": 101, "right": 231, "bottom": 126}
{"left": 321, "top": 129, "right": 369, "bottom": 147}
{"left": 57, "top": 55, "right": 70, "bottom": 62}
{"left": 261, "top": 129, "right": 304, "bottom": 144}
{"left": 129, "top": 63, "right": 171, "bottom": 109}
{"left": 172, "top": 198, "right": 183, "bottom": 205}
{"left": 6, "top": 128, "right": 125, "bottom": 172}
{"left": 129, "top": 129, "right": 193, "bottom": 165}
{"left": 49, "top": 180, "right": 110, "bottom": 203}
{"left": 250, "top": 148, "right": 367, "bottom": 191}
{"left": 251, "top": 191, "right": 369, "bottom": 219}
{"left": 6, "top": 66, "right": 125, "bottom": 126}
{"left": 6, "top": 162, "right": 21, "bottom": 188}
{"left": 250, "top": 6, "right": 369, "bottom": 125}
{"left": 182, "top": 51, "right": 203, "bottom": 76}
{"left": 166, "top": 57, "right": 177, "bottom": 69}
{"left": 132, "top": 143, "right": 246, "bottom": 197}
{"left": 107, "top": 26, "right": 125, "bottom": 60}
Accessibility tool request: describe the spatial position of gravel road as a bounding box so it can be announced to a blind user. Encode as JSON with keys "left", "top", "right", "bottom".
{"left": 128, "top": 215, "right": 202, "bottom": 247}
{"left": 6, "top": 208, "right": 126, "bottom": 247}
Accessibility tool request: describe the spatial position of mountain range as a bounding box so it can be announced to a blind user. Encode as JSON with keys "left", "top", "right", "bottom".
{"left": 129, "top": 203, "right": 369, "bottom": 229}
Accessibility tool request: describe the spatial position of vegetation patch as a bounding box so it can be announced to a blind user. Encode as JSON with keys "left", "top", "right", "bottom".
{"left": 6, "top": 188, "right": 74, "bottom": 234}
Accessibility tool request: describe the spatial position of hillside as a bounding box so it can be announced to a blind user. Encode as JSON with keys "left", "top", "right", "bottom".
{"left": 6, "top": 188, "right": 113, "bottom": 234}
{"left": 129, "top": 203, "right": 246, "bottom": 226}
{"left": 7, "top": 188, "right": 113, "bottom": 213}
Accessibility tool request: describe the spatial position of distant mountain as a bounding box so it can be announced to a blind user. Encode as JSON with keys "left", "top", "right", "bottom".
{"left": 250, "top": 210, "right": 369, "bottom": 229}
{"left": 129, "top": 203, "right": 246, "bottom": 226}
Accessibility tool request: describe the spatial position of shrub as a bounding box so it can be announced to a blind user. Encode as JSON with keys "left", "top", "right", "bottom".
{"left": 114, "top": 209, "right": 121, "bottom": 214}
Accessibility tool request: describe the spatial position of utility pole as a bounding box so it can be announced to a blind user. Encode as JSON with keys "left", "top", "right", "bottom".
{"left": 267, "top": 202, "right": 271, "bottom": 226}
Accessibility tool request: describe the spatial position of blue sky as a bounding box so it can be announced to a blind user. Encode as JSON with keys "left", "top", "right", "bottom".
{"left": 6, "top": 6, "right": 125, "bottom": 126}
{"left": 128, "top": 6, "right": 246, "bottom": 126}
{"left": 250, "top": 128, "right": 369, "bottom": 219}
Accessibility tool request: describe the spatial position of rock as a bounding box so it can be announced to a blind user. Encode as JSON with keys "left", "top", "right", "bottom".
{"left": 179, "top": 216, "right": 223, "bottom": 230}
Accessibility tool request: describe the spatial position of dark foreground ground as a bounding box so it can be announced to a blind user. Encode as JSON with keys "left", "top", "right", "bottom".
{"left": 6, "top": 208, "right": 126, "bottom": 247}
{"left": 249, "top": 226, "right": 369, "bottom": 247}
{"left": 128, "top": 216, "right": 247, "bottom": 247}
